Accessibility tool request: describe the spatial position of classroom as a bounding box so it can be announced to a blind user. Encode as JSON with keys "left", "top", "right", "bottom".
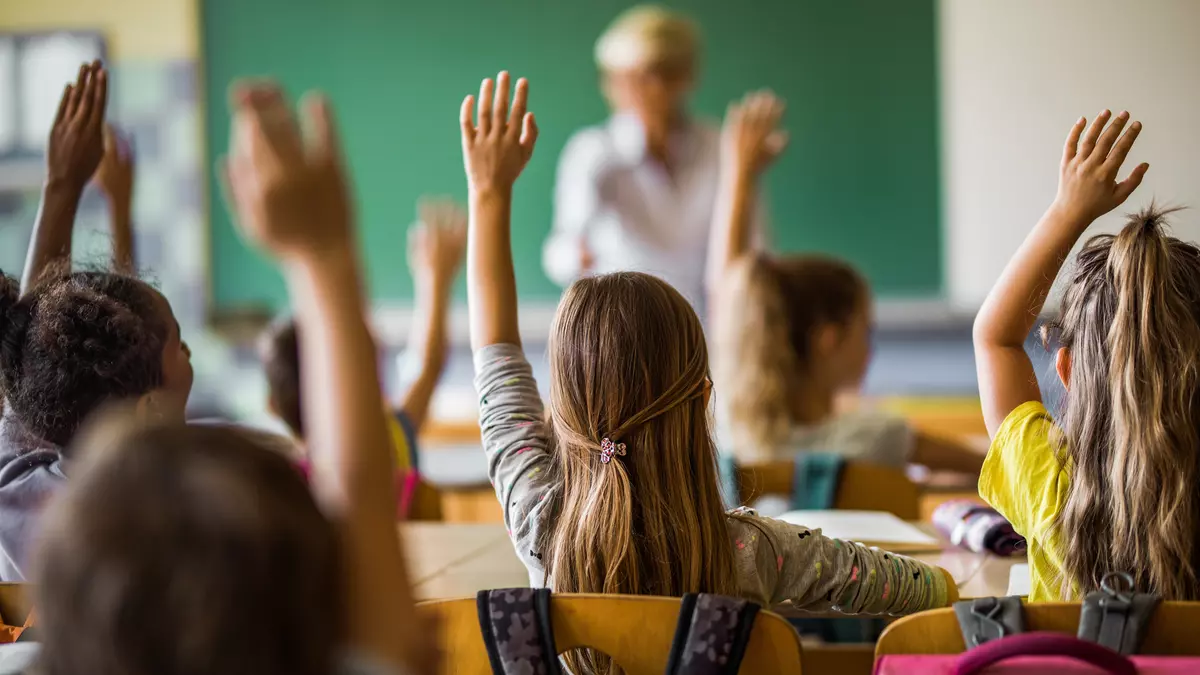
{"left": 0, "top": 0, "right": 1198, "bottom": 673}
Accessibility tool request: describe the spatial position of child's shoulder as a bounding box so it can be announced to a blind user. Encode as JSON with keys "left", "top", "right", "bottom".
{"left": 790, "top": 409, "right": 913, "bottom": 465}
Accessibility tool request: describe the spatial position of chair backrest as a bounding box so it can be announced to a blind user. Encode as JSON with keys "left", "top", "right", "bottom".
{"left": 419, "top": 592, "right": 804, "bottom": 675}
{"left": 0, "top": 584, "right": 31, "bottom": 626}
{"left": 876, "top": 602, "right": 1200, "bottom": 658}
{"left": 735, "top": 460, "right": 921, "bottom": 520}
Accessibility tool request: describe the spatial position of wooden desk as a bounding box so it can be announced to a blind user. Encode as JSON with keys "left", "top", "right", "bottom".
{"left": 400, "top": 522, "right": 1022, "bottom": 602}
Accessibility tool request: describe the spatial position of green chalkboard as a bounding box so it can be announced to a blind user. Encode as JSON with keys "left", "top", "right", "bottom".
{"left": 203, "top": 0, "right": 940, "bottom": 312}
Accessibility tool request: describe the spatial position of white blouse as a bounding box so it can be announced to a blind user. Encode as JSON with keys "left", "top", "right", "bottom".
{"left": 543, "top": 113, "right": 766, "bottom": 313}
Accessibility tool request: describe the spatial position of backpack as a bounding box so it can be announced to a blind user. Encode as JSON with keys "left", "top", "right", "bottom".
{"left": 475, "top": 588, "right": 762, "bottom": 674}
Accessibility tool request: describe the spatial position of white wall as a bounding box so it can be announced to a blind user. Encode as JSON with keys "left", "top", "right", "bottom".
{"left": 940, "top": 0, "right": 1200, "bottom": 309}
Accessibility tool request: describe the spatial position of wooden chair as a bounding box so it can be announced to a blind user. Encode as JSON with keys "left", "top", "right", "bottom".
{"left": 734, "top": 460, "right": 921, "bottom": 521}
{"left": 876, "top": 602, "right": 1200, "bottom": 658}
{"left": 0, "top": 583, "right": 31, "bottom": 625}
{"left": 419, "top": 593, "right": 804, "bottom": 674}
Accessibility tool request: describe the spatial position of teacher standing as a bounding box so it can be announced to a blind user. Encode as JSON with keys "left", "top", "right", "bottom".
{"left": 542, "top": 5, "right": 767, "bottom": 313}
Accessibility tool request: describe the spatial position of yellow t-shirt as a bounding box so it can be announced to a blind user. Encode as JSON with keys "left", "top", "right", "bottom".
{"left": 387, "top": 413, "right": 414, "bottom": 472}
{"left": 978, "top": 401, "right": 1070, "bottom": 601}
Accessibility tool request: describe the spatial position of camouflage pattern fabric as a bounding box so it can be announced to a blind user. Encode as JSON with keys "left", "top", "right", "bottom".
{"left": 676, "top": 594, "right": 756, "bottom": 675}
{"left": 481, "top": 588, "right": 555, "bottom": 674}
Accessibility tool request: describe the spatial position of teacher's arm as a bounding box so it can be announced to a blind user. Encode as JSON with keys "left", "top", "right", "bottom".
{"left": 542, "top": 130, "right": 606, "bottom": 286}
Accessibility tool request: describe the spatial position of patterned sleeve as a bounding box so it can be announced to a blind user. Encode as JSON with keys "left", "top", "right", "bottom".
{"left": 473, "top": 344, "right": 555, "bottom": 569}
{"left": 732, "top": 511, "right": 950, "bottom": 615}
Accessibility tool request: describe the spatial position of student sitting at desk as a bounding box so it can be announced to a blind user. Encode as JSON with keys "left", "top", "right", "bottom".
{"left": 463, "top": 71, "right": 957, "bottom": 675}
{"left": 710, "top": 92, "right": 984, "bottom": 478}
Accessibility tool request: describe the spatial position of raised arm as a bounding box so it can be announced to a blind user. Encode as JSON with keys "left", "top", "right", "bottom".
{"left": 23, "top": 61, "right": 107, "bottom": 291}
{"left": 93, "top": 125, "right": 136, "bottom": 274}
{"left": 221, "top": 83, "right": 430, "bottom": 674}
{"left": 461, "top": 71, "right": 538, "bottom": 350}
{"left": 707, "top": 90, "right": 787, "bottom": 294}
{"left": 395, "top": 198, "right": 467, "bottom": 431}
{"left": 973, "top": 111, "right": 1147, "bottom": 435}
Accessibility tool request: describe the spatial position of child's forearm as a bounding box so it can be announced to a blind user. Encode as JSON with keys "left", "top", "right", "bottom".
{"left": 708, "top": 169, "right": 758, "bottom": 287}
{"left": 396, "top": 279, "right": 452, "bottom": 431}
{"left": 286, "top": 247, "right": 397, "bottom": 512}
{"left": 467, "top": 189, "right": 521, "bottom": 350}
{"left": 108, "top": 196, "right": 135, "bottom": 274}
{"left": 973, "top": 205, "right": 1090, "bottom": 349}
{"left": 22, "top": 180, "right": 82, "bottom": 291}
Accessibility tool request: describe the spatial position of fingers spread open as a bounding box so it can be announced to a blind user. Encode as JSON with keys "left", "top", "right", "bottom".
{"left": 1077, "top": 109, "right": 1111, "bottom": 159}
{"left": 507, "top": 78, "right": 529, "bottom": 141}
{"left": 1113, "top": 162, "right": 1150, "bottom": 204}
{"left": 460, "top": 95, "right": 477, "bottom": 145}
{"left": 1091, "top": 110, "right": 1129, "bottom": 162}
{"left": 1105, "top": 120, "right": 1142, "bottom": 171}
{"left": 477, "top": 78, "right": 494, "bottom": 137}
{"left": 1063, "top": 116, "right": 1085, "bottom": 165}
{"left": 493, "top": 71, "right": 510, "bottom": 136}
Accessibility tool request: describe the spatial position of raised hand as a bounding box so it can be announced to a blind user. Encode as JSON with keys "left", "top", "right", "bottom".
{"left": 721, "top": 90, "right": 788, "bottom": 177}
{"left": 1054, "top": 110, "right": 1148, "bottom": 224}
{"left": 94, "top": 125, "right": 134, "bottom": 208}
{"left": 47, "top": 61, "right": 108, "bottom": 190}
{"left": 409, "top": 198, "right": 467, "bottom": 292}
{"left": 221, "top": 83, "right": 352, "bottom": 261}
{"left": 460, "top": 71, "right": 538, "bottom": 194}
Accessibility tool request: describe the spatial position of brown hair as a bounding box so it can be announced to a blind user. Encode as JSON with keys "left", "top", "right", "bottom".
{"left": 714, "top": 254, "right": 868, "bottom": 460}
{"left": 260, "top": 317, "right": 304, "bottom": 437}
{"left": 35, "top": 419, "right": 342, "bottom": 675}
{"left": 1048, "top": 206, "right": 1200, "bottom": 600}
{"left": 0, "top": 266, "right": 169, "bottom": 447}
{"left": 543, "top": 272, "right": 735, "bottom": 675}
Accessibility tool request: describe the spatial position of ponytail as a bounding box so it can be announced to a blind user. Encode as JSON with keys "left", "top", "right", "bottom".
{"left": 1054, "top": 206, "right": 1200, "bottom": 599}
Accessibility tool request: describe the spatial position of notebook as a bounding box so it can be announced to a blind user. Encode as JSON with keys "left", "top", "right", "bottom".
{"left": 777, "top": 510, "right": 943, "bottom": 553}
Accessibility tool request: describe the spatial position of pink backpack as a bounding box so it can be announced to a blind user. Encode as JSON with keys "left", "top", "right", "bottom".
{"left": 874, "top": 632, "right": 1199, "bottom": 674}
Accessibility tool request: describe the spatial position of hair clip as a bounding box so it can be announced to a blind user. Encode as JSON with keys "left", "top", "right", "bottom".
{"left": 600, "top": 437, "right": 627, "bottom": 464}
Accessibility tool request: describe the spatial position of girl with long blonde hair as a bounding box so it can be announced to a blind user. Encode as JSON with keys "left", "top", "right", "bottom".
{"left": 461, "top": 72, "right": 955, "bottom": 672}
{"left": 974, "top": 109, "right": 1200, "bottom": 601}
{"left": 709, "top": 93, "right": 985, "bottom": 476}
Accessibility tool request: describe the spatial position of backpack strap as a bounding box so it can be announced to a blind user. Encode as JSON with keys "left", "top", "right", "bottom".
{"left": 954, "top": 597, "right": 1026, "bottom": 648}
{"left": 663, "top": 593, "right": 761, "bottom": 675}
{"left": 476, "top": 588, "right": 561, "bottom": 674}
{"left": 1077, "top": 572, "right": 1160, "bottom": 655}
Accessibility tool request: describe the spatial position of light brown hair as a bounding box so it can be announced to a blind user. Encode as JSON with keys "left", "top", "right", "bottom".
{"left": 1048, "top": 206, "right": 1200, "bottom": 600}
{"left": 34, "top": 419, "right": 342, "bottom": 675}
{"left": 543, "top": 272, "right": 735, "bottom": 674}
{"left": 714, "top": 254, "right": 867, "bottom": 460}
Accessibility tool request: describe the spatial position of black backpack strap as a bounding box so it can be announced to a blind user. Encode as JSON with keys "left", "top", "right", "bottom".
{"left": 476, "top": 588, "right": 561, "bottom": 674}
{"left": 664, "top": 593, "right": 761, "bottom": 675}
{"left": 1077, "top": 572, "right": 1161, "bottom": 655}
{"left": 954, "top": 597, "right": 1026, "bottom": 648}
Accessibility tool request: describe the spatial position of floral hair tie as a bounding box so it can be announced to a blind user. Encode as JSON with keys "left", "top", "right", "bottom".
{"left": 599, "top": 438, "right": 627, "bottom": 464}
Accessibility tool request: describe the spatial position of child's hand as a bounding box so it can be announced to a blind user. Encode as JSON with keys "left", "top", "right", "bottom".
{"left": 93, "top": 125, "right": 134, "bottom": 207}
{"left": 46, "top": 61, "right": 108, "bottom": 190}
{"left": 1053, "top": 110, "right": 1148, "bottom": 225}
{"left": 409, "top": 199, "right": 467, "bottom": 291}
{"left": 460, "top": 71, "right": 538, "bottom": 194}
{"left": 221, "top": 83, "right": 353, "bottom": 262}
{"left": 721, "top": 90, "right": 788, "bottom": 178}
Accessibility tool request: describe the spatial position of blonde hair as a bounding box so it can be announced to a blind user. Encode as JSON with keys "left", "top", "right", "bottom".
{"left": 1049, "top": 206, "right": 1200, "bottom": 600}
{"left": 543, "top": 272, "right": 736, "bottom": 674}
{"left": 715, "top": 254, "right": 867, "bottom": 461}
{"left": 594, "top": 5, "right": 699, "bottom": 73}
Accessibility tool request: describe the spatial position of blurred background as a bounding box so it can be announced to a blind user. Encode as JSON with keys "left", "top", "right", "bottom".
{"left": 1, "top": 0, "right": 1197, "bottom": 429}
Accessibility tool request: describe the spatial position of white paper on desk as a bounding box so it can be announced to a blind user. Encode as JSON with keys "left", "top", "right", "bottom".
{"left": 777, "top": 510, "right": 939, "bottom": 547}
{"left": 1007, "top": 563, "right": 1031, "bottom": 597}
